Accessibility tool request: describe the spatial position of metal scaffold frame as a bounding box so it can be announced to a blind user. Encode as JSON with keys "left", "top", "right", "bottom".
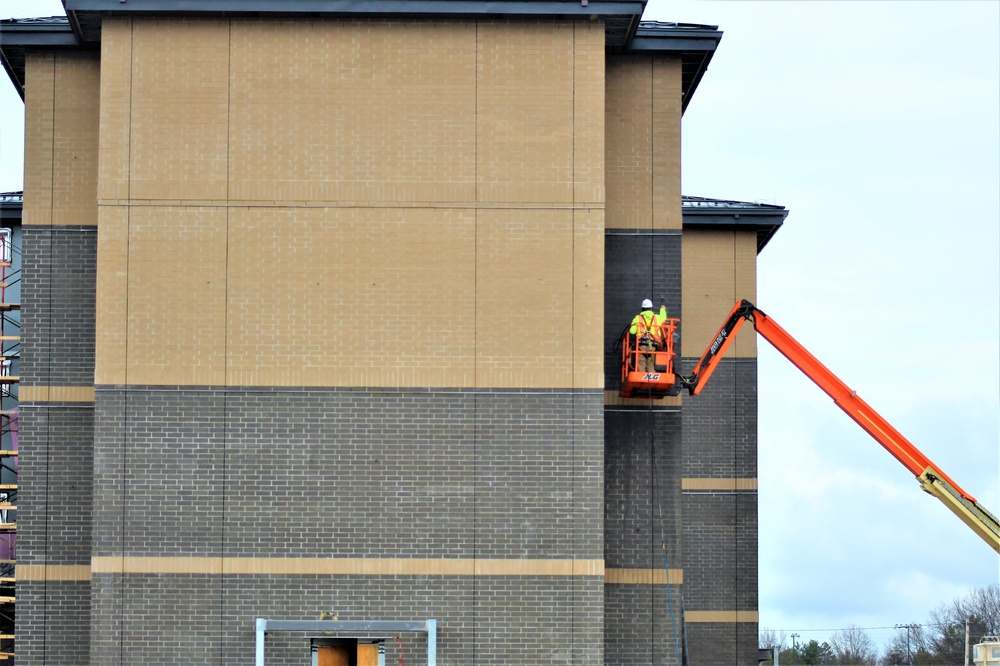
{"left": 0, "top": 225, "right": 19, "bottom": 661}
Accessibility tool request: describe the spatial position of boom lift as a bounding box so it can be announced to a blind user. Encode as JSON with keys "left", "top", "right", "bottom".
{"left": 619, "top": 299, "right": 1000, "bottom": 553}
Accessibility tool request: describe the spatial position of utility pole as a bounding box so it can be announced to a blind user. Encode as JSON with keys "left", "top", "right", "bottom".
{"left": 895, "top": 623, "right": 921, "bottom": 666}
{"left": 791, "top": 633, "right": 799, "bottom": 660}
{"left": 965, "top": 617, "right": 971, "bottom": 666}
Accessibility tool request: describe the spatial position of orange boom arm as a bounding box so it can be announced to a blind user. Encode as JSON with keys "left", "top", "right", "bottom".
{"left": 680, "top": 300, "right": 1000, "bottom": 553}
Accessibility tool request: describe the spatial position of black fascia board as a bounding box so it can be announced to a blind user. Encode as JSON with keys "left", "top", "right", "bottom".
{"left": 682, "top": 207, "right": 787, "bottom": 253}
{"left": 628, "top": 35, "right": 718, "bottom": 51}
{"left": 0, "top": 19, "right": 83, "bottom": 100}
{"left": 624, "top": 25, "right": 722, "bottom": 113}
{"left": 64, "top": 0, "right": 646, "bottom": 17}
{"left": 0, "top": 193, "right": 23, "bottom": 225}
{"left": 64, "top": 0, "right": 647, "bottom": 45}
{"left": 0, "top": 18, "right": 79, "bottom": 46}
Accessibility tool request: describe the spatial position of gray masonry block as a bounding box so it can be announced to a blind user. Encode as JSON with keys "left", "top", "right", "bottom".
{"left": 16, "top": 403, "right": 94, "bottom": 565}
{"left": 604, "top": 231, "right": 682, "bottom": 391}
{"left": 20, "top": 226, "right": 97, "bottom": 387}
{"left": 685, "top": 621, "right": 760, "bottom": 665}
{"left": 17, "top": 579, "right": 91, "bottom": 666}
{"left": 89, "top": 573, "right": 603, "bottom": 666}
{"left": 680, "top": 358, "right": 757, "bottom": 479}
{"left": 93, "top": 386, "right": 602, "bottom": 561}
{"left": 604, "top": 582, "right": 685, "bottom": 666}
{"left": 604, "top": 408, "right": 682, "bottom": 569}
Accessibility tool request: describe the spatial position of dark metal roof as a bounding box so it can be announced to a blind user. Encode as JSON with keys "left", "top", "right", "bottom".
{"left": 0, "top": 17, "right": 82, "bottom": 99}
{"left": 62, "top": 0, "right": 648, "bottom": 46}
{"left": 0, "top": 192, "right": 23, "bottom": 224}
{"left": 0, "top": 191, "right": 784, "bottom": 248}
{"left": 682, "top": 195, "right": 788, "bottom": 253}
{"left": 626, "top": 21, "right": 721, "bottom": 111}
{"left": 3, "top": 5, "right": 720, "bottom": 105}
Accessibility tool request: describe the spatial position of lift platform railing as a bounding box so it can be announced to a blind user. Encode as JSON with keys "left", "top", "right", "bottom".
{"left": 619, "top": 318, "right": 680, "bottom": 379}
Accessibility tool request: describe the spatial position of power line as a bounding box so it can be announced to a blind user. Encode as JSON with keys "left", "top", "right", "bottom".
{"left": 763, "top": 620, "right": 971, "bottom": 634}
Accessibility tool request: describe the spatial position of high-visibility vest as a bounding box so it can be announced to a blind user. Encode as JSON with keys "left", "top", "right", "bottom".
{"left": 629, "top": 306, "right": 667, "bottom": 342}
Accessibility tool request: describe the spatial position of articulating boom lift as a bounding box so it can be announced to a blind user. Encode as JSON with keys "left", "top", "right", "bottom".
{"left": 619, "top": 299, "right": 1000, "bottom": 553}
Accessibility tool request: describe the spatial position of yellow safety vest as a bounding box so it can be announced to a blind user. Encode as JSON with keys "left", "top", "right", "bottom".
{"left": 629, "top": 306, "right": 667, "bottom": 341}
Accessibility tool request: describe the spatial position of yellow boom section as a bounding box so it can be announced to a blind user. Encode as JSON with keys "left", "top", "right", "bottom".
{"left": 918, "top": 468, "right": 1000, "bottom": 554}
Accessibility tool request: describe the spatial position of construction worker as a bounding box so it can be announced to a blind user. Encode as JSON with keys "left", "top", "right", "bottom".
{"left": 630, "top": 298, "right": 668, "bottom": 372}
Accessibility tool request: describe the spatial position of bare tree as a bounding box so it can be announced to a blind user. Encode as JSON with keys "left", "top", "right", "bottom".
{"left": 829, "top": 624, "right": 878, "bottom": 665}
{"left": 927, "top": 584, "right": 1000, "bottom": 664}
{"left": 760, "top": 627, "right": 789, "bottom": 654}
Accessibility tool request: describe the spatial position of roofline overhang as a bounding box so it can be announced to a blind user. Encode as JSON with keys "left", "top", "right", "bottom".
{"left": 624, "top": 23, "right": 722, "bottom": 112}
{"left": 62, "top": 0, "right": 648, "bottom": 48}
{"left": 64, "top": 0, "right": 645, "bottom": 19}
{"left": 0, "top": 19, "right": 85, "bottom": 99}
{"left": 682, "top": 200, "right": 788, "bottom": 253}
{"left": 0, "top": 192, "right": 23, "bottom": 224}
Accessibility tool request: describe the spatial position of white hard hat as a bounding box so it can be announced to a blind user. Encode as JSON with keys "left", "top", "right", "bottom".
{"left": 641, "top": 299, "right": 653, "bottom": 309}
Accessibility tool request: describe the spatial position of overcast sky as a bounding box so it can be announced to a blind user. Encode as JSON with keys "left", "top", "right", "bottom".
{"left": 2, "top": 0, "right": 998, "bottom": 656}
{"left": 652, "top": 0, "right": 1000, "bottom": 652}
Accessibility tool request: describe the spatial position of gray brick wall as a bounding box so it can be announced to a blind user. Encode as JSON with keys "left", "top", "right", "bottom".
{"left": 681, "top": 358, "right": 757, "bottom": 479}
{"left": 16, "top": 404, "right": 94, "bottom": 564}
{"left": 680, "top": 491, "right": 757, "bottom": 609}
{"left": 20, "top": 226, "right": 96, "bottom": 387}
{"left": 17, "top": 580, "right": 91, "bottom": 666}
{"left": 681, "top": 357, "right": 758, "bottom": 664}
{"left": 92, "top": 387, "right": 226, "bottom": 558}
{"left": 88, "top": 386, "right": 604, "bottom": 664}
{"left": 17, "top": 225, "right": 97, "bottom": 665}
{"left": 604, "top": 231, "right": 682, "bottom": 391}
{"left": 90, "top": 573, "right": 603, "bottom": 666}
{"left": 605, "top": 583, "right": 684, "bottom": 666}
{"left": 603, "top": 229, "right": 688, "bottom": 664}
{"left": 604, "top": 408, "right": 682, "bottom": 569}
{"left": 685, "top": 621, "right": 760, "bottom": 665}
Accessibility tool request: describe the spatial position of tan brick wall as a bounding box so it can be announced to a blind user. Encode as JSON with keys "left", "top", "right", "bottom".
{"left": 681, "top": 229, "right": 758, "bottom": 358}
{"left": 477, "top": 21, "right": 574, "bottom": 204}
{"left": 476, "top": 208, "right": 575, "bottom": 387}
{"left": 226, "top": 206, "right": 477, "bottom": 388}
{"left": 228, "top": 19, "right": 478, "bottom": 204}
{"left": 125, "top": 206, "right": 229, "bottom": 386}
{"left": 573, "top": 22, "right": 606, "bottom": 206}
{"left": 605, "top": 55, "right": 681, "bottom": 230}
{"left": 97, "top": 18, "right": 133, "bottom": 203}
{"left": 572, "top": 208, "right": 605, "bottom": 388}
{"left": 95, "top": 205, "right": 128, "bottom": 385}
{"left": 129, "top": 20, "right": 230, "bottom": 202}
{"left": 94, "top": 18, "right": 606, "bottom": 389}
{"left": 22, "top": 52, "right": 99, "bottom": 226}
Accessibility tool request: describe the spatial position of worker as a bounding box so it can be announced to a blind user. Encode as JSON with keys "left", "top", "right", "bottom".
{"left": 629, "top": 298, "right": 668, "bottom": 372}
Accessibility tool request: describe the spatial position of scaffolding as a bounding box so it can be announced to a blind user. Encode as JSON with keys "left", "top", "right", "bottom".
{"left": 0, "top": 224, "right": 19, "bottom": 661}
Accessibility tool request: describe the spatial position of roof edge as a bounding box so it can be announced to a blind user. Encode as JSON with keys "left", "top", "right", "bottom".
{"left": 682, "top": 195, "right": 788, "bottom": 253}
{"left": 64, "top": 0, "right": 646, "bottom": 18}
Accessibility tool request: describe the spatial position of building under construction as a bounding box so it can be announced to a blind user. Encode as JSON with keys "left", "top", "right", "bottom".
{"left": 0, "top": 2, "right": 788, "bottom": 664}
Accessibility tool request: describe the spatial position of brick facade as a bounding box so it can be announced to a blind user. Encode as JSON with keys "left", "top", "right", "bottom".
{"left": 10, "top": 11, "right": 763, "bottom": 665}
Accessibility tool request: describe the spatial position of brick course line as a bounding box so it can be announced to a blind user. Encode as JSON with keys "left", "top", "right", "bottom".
{"left": 19, "top": 386, "right": 95, "bottom": 402}
{"left": 18, "top": 565, "right": 91, "bottom": 581}
{"left": 87, "top": 556, "right": 605, "bottom": 576}
{"left": 604, "top": 568, "right": 683, "bottom": 585}
{"left": 684, "top": 611, "right": 759, "bottom": 623}
{"left": 681, "top": 478, "right": 757, "bottom": 491}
